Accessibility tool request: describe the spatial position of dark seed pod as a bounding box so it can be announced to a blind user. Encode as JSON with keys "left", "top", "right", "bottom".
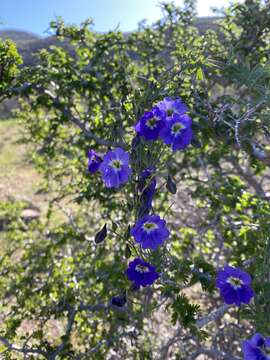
{"left": 95, "top": 224, "right": 107, "bottom": 244}
{"left": 125, "top": 244, "right": 131, "bottom": 258}
{"left": 111, "top": 293, "right": 127, "bottom": 307}
{"left": 124, "top": 225, "right": 131, "bottom": 240}
{"left": 131, "top": 135, "right": 141, "bottom": 149}
{"left": 138, "top": 202, "right": 150, "bottom": 218}
{"left": 166, "top": 175, "right": 177, "bottom": 194}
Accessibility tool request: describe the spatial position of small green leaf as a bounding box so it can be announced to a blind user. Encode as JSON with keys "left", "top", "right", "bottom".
{"left": 196, "top": 67, "right": 204, "bottom": 81}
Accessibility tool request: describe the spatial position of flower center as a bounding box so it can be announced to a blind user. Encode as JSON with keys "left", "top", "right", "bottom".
{"left": 142, "top": 222, "right": 158, "bottom": 233}
{"left": 166, "top": 109, "right": 174, "bottom": 116}
{"left": 171, "top": 122, "right": 185, "bottom": 136}
{"left": 135, "top": 264, "right": 150, "bottom": 274}
{"left": 227, "top": 276, "right": 243, "bottom": 289}
{"left": 110, "top": 159, "right": 122, "bottom": 170}
{"left": 146, "top": 117, "right": 158, "bottom": 129}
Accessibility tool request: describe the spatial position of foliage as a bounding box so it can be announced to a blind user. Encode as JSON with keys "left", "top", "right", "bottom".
{"left": 0, "top": 0, "right": 270, "bottom": 359}
{"left": 0, "top": 38, "right": 22, "bottom": 97}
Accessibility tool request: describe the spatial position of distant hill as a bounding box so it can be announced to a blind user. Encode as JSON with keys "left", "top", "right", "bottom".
{"left": 0, "top": 17, "right": 221, "bottom": 66}
{"left": 0, "top": 29, "right": 41, "bottom": 46}
{"left": 0, "top": 29, "right": 72, "bottom": 66}
{"left": 196, "top": 17, "right": 220, "bottom": 33}
{"left": 0, "top": 18, "right": 221, "bottom": 118}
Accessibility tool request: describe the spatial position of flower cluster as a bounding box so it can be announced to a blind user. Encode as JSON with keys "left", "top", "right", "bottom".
{"left": 125, "top": 99, "right": 192, "bottom": 288}
{"left": 87, "top": 98, "right": 256, "bottom": 312}
{"left": 85, "top": 94, "right": 265, "bottom": 360}
{"left": 216, "top": 266, "right": 254, "bottom": 306}
{"left": 242, "top": 333, "right": 270, "bottom": 360}
{"left": 87, "top": 100, "right": 187, "bottom": 288}
{"left": 135, "top": 97, "right": 193, "bottom": 152}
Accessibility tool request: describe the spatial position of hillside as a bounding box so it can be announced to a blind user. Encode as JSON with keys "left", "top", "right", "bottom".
{"left": 0, "top": 17, "right": 220, "bottom": 66}
{"left": 0, "top": 29, "right": 41, "bottom": 45}
{"left": 0, "top": 29, "right": 71, "bottom": 66}
{"left": 0, "top": 17, "right": 220, "bottom": 117}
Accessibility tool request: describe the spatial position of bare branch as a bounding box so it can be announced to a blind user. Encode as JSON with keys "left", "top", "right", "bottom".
{"left": 48, "top": 306, "right": 78, "bottom": 360}
{"left": 52, "top": 98, "right": 128, "bottom": 149}
{"left": 196, "top": 304, "right": 231, "bottom": 329}
{"left": 0, "top": 336, "right": 47, "bottom": 358}
{"left": 230, "top": 156, "right": 266, "bottom": 197}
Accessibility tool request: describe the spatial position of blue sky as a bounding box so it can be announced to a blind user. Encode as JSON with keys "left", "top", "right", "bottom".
{"left": 1, "top": 0, "right": 233, "bottom": 36}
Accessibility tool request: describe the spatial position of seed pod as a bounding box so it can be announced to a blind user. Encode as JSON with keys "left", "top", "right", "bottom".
{"left": 95, "top": 224, "right": 107, "bottom": 244}
{"left": 111, "top": 293, "right": 127, "bottom": 307}
{"left": 166, "top": 175, "right": 177, "bottom": 194}
{"left": 125, "top": 244, "right": 131, "bottom": 258}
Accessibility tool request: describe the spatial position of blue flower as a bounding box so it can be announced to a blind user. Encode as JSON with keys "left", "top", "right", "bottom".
{"left": 138, "top": 168, "right": 156, "bottom": 210}
{"left": 131, "top": 214, "right": 169, "bottom": 250}
{"left": 135, "top": 106, "right": 166, "bottom": 141}
{"left": 156, "top": 97, "right": 188, "bottom": 121}
{"left": 99, "top": 148, "right": 132, "bottom": 188}
{"left": 159, "top": 113, "right": 193, "bottom": 152}
{"left": 126, "top": 257, "right": 159, "bottom": 287}
{"left": 88, "top": 150, "right": 102, "bottom": 173}
{"left": 242, "top": 333, "right": 270, "bottom": 360}
{"left": 216, "top": 266, "right": 254, "bottom": 306}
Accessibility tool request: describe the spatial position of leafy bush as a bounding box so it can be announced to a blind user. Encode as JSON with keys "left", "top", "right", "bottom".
{"left": 0, "top": 0, "right": 270, "bottom": 359}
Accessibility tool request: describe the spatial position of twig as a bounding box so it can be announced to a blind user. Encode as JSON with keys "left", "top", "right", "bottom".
{"left": 0, "top": 336, "right": 47, "bottom": 358}
{"left": 196, "top": 304, "right": 231, "bottom": 329}
{"left": 48, "top": 306, "right": 78, "bottom": 360}
{"left": 52, "top": 98, "right": 127, "bottom": 149}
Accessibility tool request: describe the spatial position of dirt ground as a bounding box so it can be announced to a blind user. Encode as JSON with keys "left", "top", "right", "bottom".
{"left": 0, "top": 118, "right": 44, "bottom": 204}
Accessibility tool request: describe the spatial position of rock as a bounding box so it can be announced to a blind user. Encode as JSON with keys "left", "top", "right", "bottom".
{"left": 21, "top": 208, "right": 40, "bottom": 222}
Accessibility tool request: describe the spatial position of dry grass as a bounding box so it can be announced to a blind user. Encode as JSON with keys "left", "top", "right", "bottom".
{"left": 0, "top": 119, "right": 44, "bottom": 204}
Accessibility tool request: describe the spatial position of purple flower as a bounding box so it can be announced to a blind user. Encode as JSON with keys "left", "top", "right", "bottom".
{"left": 126, "top": 257, "right": 159, "bottom": 287}
{"left": 88, "top": 150, "right": 102, "bottom": 173}
{"left": 216, "top": 266, "right": 254, "bottom": 306}
{"left": 131, "top": 214, "right": 169, "bottom": 250}
{"left": 135, "top": 106, "right": 166, "bottom": 141}
{"left": 138, "top": 168, "right": 156, "bottom": 210}
{"left": 159, "top": 113, "right": 193, "bottom": 152}
{"left": 242, "top": 333, "right": 270, "bottom": 360}
{"left": 99, "top": 147, "right": 132, "bottom": 188}
{"left": 156, "top": 97, "right": 188, "bottom": 121}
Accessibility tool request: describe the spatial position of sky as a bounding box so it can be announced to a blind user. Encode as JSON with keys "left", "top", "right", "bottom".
{"left": 0, "top": 0, "right": 234, "bottom": 36}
